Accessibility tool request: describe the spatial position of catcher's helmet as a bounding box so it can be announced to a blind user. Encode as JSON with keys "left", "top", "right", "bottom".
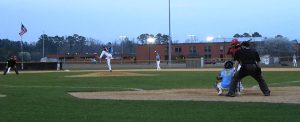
{"left": 230, "top": 39, "right": 240, "bottom": 46}
{"left": 224, "top": 61, "right": 234, "bottom": 69}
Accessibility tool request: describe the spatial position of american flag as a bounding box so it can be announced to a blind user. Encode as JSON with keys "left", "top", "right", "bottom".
{"left": 19, "top": 24, "right": 27, "bottom": 36}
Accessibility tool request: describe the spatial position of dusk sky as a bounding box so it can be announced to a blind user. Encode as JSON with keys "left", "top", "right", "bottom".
{"left": 1, "top": 0, "right": 299, "bottom": 43}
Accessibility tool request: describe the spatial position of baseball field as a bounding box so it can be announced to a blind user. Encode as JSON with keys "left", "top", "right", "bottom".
{"left": 1, "top": 68, "right": 300, "bottom": 122}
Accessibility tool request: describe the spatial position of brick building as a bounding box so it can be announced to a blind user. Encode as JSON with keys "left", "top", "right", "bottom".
{"left": 137, "top": 40, "right": 300, "bottom": 64}
{"left": 136, "top": 42, "right": 232, "bottom": 62}
{"left": 48, "top": 53, "right": 136, "bottom": 63}
{"left": 47, "top": 38, "right": 300, "bottom": 64}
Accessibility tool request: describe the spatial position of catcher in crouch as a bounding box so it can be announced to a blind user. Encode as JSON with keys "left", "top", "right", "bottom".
{"left": 215, "top": 61, "right": 243, "bottom": 95}
{"left": 99, "top": 47, "right": 113, "bottom": 72}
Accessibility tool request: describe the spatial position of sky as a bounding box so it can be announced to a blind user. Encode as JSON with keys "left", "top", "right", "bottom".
{"left": 1, "top": 0, "right": 300, "bottom": 43}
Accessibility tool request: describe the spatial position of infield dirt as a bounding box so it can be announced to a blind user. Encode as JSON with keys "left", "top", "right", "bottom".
{"left": 68, "top": 68, "right": 300, "bottom": 104}
{"left": 69, "top": 87, "right": 300, "bottom": 104}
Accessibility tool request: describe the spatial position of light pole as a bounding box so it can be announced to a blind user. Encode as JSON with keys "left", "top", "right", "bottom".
{"left": 168, "top": 0, "right": 172, "bottom": 65}
{"left": 147, "top": 37, "right": 155, "bottom": 64}
{"left": 57, "top": 40, "right": 63, "bottom": 61}
{"left": 119, "top": 36, "right": 126, "bottom": 64}
{"left": 64, "top": 35, "right": 67, "bottom": 63}
{"left": 294, "top": 40, "right": 299, "bottom": 57}
{"left": 223, "top": 37, "right": 226, "bottom": 61}
{"left": 42, "top": 31, "right": 45, "bottom": 58}
{"left": 297, "top": 40, "right": 299, "bottom": 57}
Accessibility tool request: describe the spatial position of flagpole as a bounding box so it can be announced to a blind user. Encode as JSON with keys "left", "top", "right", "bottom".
{"left": 19, "top": 23, "right": 27, "bottom": 70}
{"left": 21, "top": 35, "right": 24, "bottom": 70}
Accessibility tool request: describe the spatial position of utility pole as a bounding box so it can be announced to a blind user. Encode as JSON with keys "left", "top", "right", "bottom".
{"left": 120, "top": 36, "right": 126, "bottom": 64}
{"left": 168, "top": 0, "right": 172, "bottom": 65}
{"left": 43, "top": 31, "right": 45, "bottom": 58}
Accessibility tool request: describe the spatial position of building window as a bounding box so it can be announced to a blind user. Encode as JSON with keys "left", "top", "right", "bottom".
{"left": 189, "top": 46, "right": 197, "bottom": 54}
{"left": 204, "top": 46, "right": 211, "bottom": 53}
{"left": 175, "top": 47, "right": 182, "bottom": 53}
{"left": 220, "top": 46, "right": 224, "bottom": 52}
{"left": 204, "top": 54, "right": 211, "bottom": 59}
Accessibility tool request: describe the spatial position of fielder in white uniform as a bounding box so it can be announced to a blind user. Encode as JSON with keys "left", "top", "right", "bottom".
{"left": 100, "top": 47, "right": 113, "bottom": 72}
{"left": 155, "top": 51, "right": 161, "bottom": 70}
{"left": 293, "top": 54, "right": 297, "bottom": 68}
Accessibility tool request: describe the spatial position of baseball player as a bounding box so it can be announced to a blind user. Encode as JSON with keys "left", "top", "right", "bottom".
{"left": 99, "top": 47, "right": 113, "bottom": 72}
{"left": 293, "top": 54, "right": 297, "bottom": 68}
{"left": 155, "top": 51, "right": 161, "bottom": 70}
{"left": 3, "top": 56, "right": 19, "bottom": 75}
{"left": 215, "top": 61, "right": 243, "bottom": 95}
{"left": 107, "top": 42, "right": 113, "bottom": 54}
{"left": 226, "top": 39, "right": 244, "bottom": 93}
{"left": 227, "top": 39, "right": 241, "bottom": 58}
{"left": 226, "top": 41, "right": 270, "bottom": 97}
{"left": 227, "top": 39, "right": 242, "bottom": 70}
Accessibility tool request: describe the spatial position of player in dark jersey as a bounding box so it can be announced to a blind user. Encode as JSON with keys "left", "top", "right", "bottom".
{"left": 226, "top": 41, "right": 270, "bottom": 97}
{"left": 3, "top": 56, "right": 19, "bottom": 75}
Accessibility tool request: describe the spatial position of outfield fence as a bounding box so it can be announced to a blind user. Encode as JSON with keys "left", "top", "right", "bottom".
{"left": 0, "top": 56, "right": 298, "bottom": 70}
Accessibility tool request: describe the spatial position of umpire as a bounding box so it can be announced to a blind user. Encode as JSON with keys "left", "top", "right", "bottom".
{"left": 226, "top": 41, "right": 270, "bottom": 97}
{"left": 3, "top": 56, "right": 19, "bottom": 75}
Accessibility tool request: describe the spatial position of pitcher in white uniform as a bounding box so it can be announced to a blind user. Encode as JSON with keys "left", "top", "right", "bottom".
{"left": 99, "top": 47, "right": 113, "bottom": 72}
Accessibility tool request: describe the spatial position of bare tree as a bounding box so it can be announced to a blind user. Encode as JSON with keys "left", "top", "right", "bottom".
{"left": 255, "top": 37, "right": 295, "bottom": 57}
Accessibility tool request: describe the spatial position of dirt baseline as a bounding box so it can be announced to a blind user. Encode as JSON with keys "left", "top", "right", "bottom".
{"left": 69, "top": 87, "right": 300, "bottom": 104}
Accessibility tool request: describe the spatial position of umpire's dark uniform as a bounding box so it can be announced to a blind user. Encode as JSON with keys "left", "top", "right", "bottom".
{"left": 3, "top": 56, "right": 19, "bottom": 75}
{"left": 226, "top": 41, "right": 270, "bottom": 97}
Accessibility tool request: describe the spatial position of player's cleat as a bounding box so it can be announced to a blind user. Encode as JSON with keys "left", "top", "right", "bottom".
{"left": 225, "top": 93, "right": 235, "bottom": 97}
{"left": 217, "top": 88, "right": 223, "bottom": 96}
{"left": 264, "top": 91, "right": 270, "bottom": 96}
{"left": 110, "top": 70, "right": 112, "bottom": 72}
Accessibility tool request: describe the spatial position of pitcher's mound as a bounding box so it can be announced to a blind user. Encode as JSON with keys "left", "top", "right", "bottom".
{"left": 69, "top": 87, "right": 300, "bottom": 104}
{"left": 66, "top": 71, "right": 155, "bottom": 77}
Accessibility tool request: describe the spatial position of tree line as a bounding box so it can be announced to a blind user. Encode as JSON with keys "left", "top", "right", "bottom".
{"left": 0, "top": 33, "right": 170, "bottom": 62}
{"left": 0, "top": 32, "right": 298, "bottom": 62}
{"left": 232, "top": 32, "right": 298, "bottom": 57}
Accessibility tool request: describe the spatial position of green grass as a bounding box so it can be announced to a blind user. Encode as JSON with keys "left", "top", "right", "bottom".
{"left": 1, "top": 71, "right": 300, "bottom": 122}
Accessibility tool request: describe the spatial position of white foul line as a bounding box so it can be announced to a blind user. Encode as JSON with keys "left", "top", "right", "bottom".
{"left": 0, "top": 85, "right": 143, "bottom": 91}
